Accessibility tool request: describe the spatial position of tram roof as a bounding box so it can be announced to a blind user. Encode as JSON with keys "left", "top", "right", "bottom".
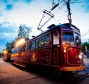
{"left": 41, "top": 23, "right": 79, "bottom": 34}
{"left": 30, "top": 23, "right": 79, "bottom": 40}
{"left": 47, "top": 23, "right": 79, "bottom": 31}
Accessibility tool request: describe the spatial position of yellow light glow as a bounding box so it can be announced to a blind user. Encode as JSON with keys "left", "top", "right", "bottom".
{"left": 78, "top": 55, "right": 82, "bottom": 59}
{"left": 64, "top": 49, "right": 66, "bottom": 53}
{"left": 78, "top": 53, "right": 83, "bottom": 60}
{"left": 3, "top": 50, "right": 8, "bottom": 54}
{"left": 15, "top": 38, "right": 26, "bottom": 47}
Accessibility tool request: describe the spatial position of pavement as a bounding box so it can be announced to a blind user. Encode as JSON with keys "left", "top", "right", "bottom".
{"left": 83, "top": 55, "right": 89, "bottom": 67}
{"left": 0, "top": 56, "right": 89, "bottom": 84}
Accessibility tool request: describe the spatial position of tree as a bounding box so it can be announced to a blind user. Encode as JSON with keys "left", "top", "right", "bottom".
{"left": 6, "top": 41, "right": 15, "bottom": 49}
{"left": 5, "top": 41, "right": 15, "bottom": 54}
{"left": 0, "top": 53, "right": 1, "bottom": 58}
{"left": 18, "top": 24, "right": 31, "bottom": 39}
{"left": 82, "top": 42, "right": 89, "bottom": 53}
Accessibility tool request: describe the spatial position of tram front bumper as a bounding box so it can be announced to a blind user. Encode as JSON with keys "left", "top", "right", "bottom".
{"left": 60, "top": 65, "right": 85, "bottom": 71}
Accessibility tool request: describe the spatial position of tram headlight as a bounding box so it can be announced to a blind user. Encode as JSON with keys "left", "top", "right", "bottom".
{"left": 63, "top": 46, "right": 67, "bottom": 53}
{"left": 64, "top": 49, "right": 67, "bottom": 53}
{"left": 78, "top": 53, "right": 83, "bottom": 60}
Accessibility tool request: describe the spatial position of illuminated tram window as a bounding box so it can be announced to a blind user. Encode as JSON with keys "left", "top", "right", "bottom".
{"left": 62, "top": 31, "right": 74, "bottom": 46}
{"left": 42, "top": 34, "right": 50, "bottom": 47}
{"left": 74, "top": 32, "right": 81, "bottom": 46}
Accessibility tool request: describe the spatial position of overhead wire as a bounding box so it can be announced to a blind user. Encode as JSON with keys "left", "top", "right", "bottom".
{"left": 49, "top": 1, "right": 67, "bottom": 24}
{"left": 37, "top": 0, "right": 60, "bottom": 32}
{"left": 37, "top": 0, "right": 89, "bottom": 32}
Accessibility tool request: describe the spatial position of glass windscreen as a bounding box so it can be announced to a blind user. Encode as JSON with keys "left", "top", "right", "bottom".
{"left": 74, "top": 32, "right": 81, "bottom": 46}
{"left": 62, "top": 31, "right": 74, "bottom": 46}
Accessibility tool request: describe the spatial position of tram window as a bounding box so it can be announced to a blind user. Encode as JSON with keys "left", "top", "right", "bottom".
{"left": 18, "top": 47, "right": 22, "bottom": 52}
{"left": 42, "top": 34, "right": 50, "bottom": 47}
{"left": 62, "top": 31, "right": 74, "bottom": 45}
{"left": 22, "top": 46, "right": 25, "bottom": 52}
{"left": 15, "top": 48, "right": 18, "bottom": 53}
{"left": 12, "top": 48, "right": 18, "bottom": 54}
{"left": 27, "top": 43, "right": 31, "bottom": 50}
{"left": 53, "top": 30, "right": 60, "bottom": 45}
{"left": 31, "top": 40, "right": 35, "bottom": 50}
{"left": 74, "top": 33, "right": 81, "bottom": 46}
{"left": 36, "top": 38, "right": 41, "bottom": 48}
{"left": 26, "top": 44, "right": 28, "bottom": 50}
{"left": 12, "top": 49, "right": 15, "bottom": 54}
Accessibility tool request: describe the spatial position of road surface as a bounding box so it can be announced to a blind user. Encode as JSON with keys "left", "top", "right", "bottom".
{"left": 0, "top": 57, "right": 89, "bottom": 84}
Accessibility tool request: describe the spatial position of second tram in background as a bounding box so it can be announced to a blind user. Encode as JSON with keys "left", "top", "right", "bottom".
{"left": 2, "top": 23, "right": 85, "bottom": 73}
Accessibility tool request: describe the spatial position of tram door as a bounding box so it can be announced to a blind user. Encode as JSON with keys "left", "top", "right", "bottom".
{"left": 52, "top": 30, "right": 61, "bottom": 66}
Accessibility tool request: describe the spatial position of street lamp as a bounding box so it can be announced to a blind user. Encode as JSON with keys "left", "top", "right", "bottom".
{"left": 15, "top": 38, "right": 26, "bottom": 47}
{"left": 2, "top": 50, "right": 8, "bottom": 54}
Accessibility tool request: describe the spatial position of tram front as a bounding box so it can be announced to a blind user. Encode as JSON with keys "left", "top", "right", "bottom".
{"left": 60, "top": 28, "right": 85, "bottom": 71}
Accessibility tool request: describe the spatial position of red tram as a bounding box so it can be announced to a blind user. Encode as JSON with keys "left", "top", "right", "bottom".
{"left": 3, "top": 23, "right": 85, "bottom": 72}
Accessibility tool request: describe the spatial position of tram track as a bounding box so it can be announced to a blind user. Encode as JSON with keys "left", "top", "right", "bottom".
{"left": 63, "top": 72, "right": 89, "bottom": 84}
